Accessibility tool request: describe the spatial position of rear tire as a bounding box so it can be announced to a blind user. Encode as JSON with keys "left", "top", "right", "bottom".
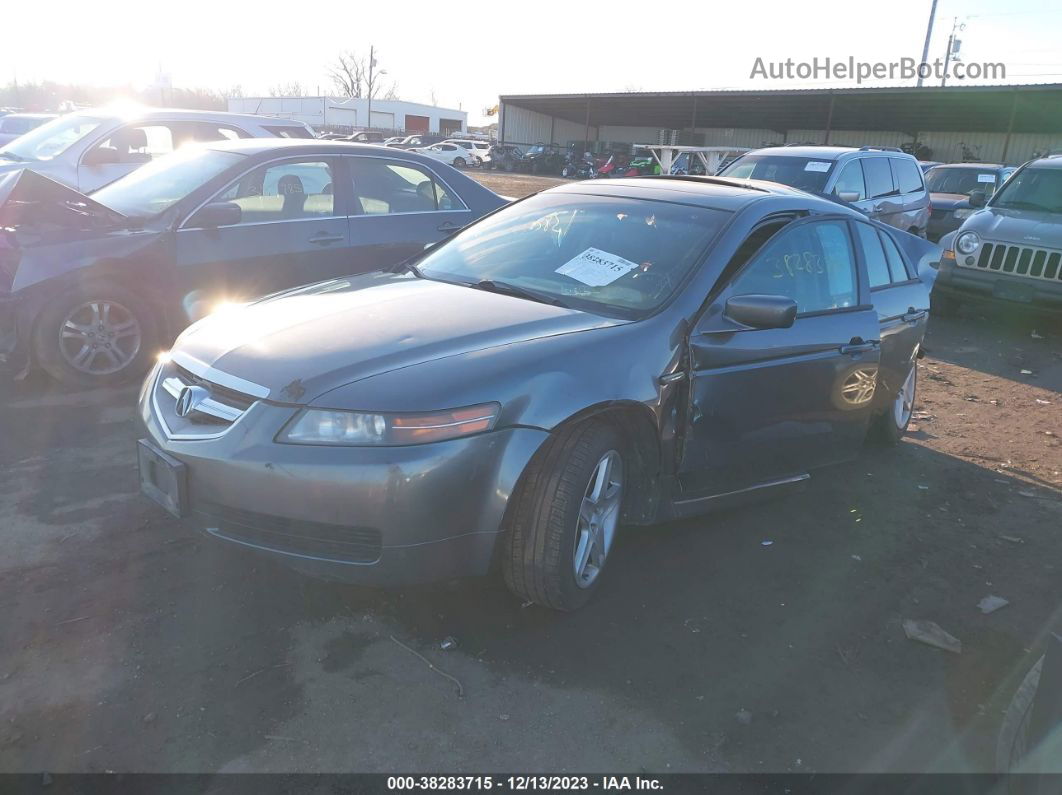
{"left": 871, "top": 365, "right": 916, "bottom": 445}
{"left": 33, "top": 281, "right": 158, "bottom": 386}
{"left": 453, "top": 157, "right": 466, "bottom": 168}
{"left": 502, "top": 421, "right": 625, "bottom": 611}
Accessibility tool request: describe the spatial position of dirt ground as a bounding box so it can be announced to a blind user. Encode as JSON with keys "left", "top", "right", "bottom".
{"left": 0, "top": 180, "right": 1060, "bottom": 772}
{"left": 470, "top": 170, "right": 565, "bottom": 197}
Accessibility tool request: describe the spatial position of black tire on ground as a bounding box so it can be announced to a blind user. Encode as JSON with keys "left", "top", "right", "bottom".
{"left": 870, "top": 365, "right": 916, "bottom": 445}
{"left": 453, "top": 157, "right": 466, "bottom": 168}
{"left": 502, "top": 420, "right": 625, "bottom": 611}
{"left": 931, "top": 291, "right": 960, "bottom": 316}
{"left": 33, "top": 280, "right": 158, "bottom": 386}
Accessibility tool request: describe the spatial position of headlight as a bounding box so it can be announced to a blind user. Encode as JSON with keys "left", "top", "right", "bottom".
{"left": 277, "top": 403, "right": 500, "bottom": 446}
{"left": 953, "top": 209, "right": 975, "bottom": 220}
{"left": 955, "top": 231, "right": 980, "bottom": 255}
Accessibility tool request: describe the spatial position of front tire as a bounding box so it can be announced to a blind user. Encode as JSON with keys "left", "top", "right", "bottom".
{"left": 871, "top": 364, "right": 916, "bottom": 445}
{"left": 502, "top": 421, "right": 625, "bottom": 611}
{"left": 33, "top": 281, "right": 158, "bottom": 386}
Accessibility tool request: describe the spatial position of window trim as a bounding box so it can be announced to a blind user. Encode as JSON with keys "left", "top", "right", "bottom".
{"left": 343, "top": 153, "right": 470, "bottom": 216}
{"left": 178, "top": 154, "right": 345, "bottom": 230}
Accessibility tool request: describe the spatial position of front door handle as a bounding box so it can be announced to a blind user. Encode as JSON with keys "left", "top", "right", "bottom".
{"left": 308, "top": 233, "right": 345, "bottom": 246}
{"left": 840, "top": 337, "right": 880, "bottom": 355}
{"left": 437, "top": 221, "right": 463, "bottom": 232}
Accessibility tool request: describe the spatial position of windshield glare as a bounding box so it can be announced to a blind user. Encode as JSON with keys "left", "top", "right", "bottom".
{"left": 720, "top": 154, "right": 835, "bottom": 192}
{"left": 91, "top": 147, "right": 245, "bottom": 217}
{"left": 925, "top": 167, "right": 999, "bottom": 196}
{"left": 0, "top": 114, "right": 105, "bottom": 161}
{"left": 416, "top": 194, "right": 730, "bottom": 318}
{"left": 990, "top": 167, "right": 1062, "bottom": 214}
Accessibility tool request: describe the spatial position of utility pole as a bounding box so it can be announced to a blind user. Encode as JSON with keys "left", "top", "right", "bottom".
{"left": 941, "top": 18, "right": 965, "bottom": 87}
{"left": 366, "top": 45, "right": 375, "bottom": 130}
{"left": 917, "top": 0, "right": 939, "bottom": 87}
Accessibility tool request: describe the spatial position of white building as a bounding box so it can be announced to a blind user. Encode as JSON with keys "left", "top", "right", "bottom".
{"left": 227, "top": 96, "right": 466, "bottom": 135}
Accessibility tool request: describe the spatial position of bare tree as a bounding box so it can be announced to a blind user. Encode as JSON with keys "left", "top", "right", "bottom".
{"left": 329, "top": 52, "right": 366, "bottom": 98}
{"left": 226, "top": 84, "right": 245, "bottom": 99}
{"left": 269, "top": 81, "right": 307, "bottom": 97}
{"left": 383, "top": 83, "right": 400, "bottom": 101}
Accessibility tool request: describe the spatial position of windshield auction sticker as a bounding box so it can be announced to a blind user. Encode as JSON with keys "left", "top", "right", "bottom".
{"left": 556, "top": 247, "right": 639, "bottom": 286}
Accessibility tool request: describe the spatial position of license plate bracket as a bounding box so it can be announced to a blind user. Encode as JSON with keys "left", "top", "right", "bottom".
{"left": 137, "top": 439, "right": 187, "bottom": 518}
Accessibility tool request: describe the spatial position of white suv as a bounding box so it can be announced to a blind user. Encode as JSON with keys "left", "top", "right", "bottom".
{"left": 0, "top": 107, "right": 315, "bottom": 193}
{"left": 444, "top": 138, "right": 492, "bottom": 166}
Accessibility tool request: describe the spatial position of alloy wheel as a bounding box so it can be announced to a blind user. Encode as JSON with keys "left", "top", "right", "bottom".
{"left": 893, "top": 366, "right": 917, "bottom": 428}
{"left": 572, "top": 450, "right": 623, "bottom": 589}
{"left": 59, "top": 300, "right": 142, "bottom": 376}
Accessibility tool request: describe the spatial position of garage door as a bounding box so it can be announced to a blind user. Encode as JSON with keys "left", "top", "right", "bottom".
{"left": 404, "top": 114, "right": 429, "bottom": 133}
{"left": 440, "top": 118, "right": 463, "bottom": 137}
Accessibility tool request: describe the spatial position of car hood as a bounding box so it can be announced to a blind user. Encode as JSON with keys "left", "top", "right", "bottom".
{"left": 173, "top": 272, "right": 624, "bottom": 402}
{"left": 929, "top": 192, "right": 970, "bottom": 210}
{"left": 0, "top": 167, "right": 127, "bottom": 231}
{"left": 961, "top": 206, "right": 1062, "bottom": 244}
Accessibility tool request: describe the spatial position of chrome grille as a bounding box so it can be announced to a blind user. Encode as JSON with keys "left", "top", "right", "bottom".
{"left": 960, "top": 241, "right": 1062, "bottom": 283}
{"left": 153, "top": 359, "right": 261, "bottom": 440}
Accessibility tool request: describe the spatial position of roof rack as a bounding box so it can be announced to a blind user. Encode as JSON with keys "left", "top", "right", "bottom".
{"left": 858, "top": 146, "right": 904, "bottom": 153}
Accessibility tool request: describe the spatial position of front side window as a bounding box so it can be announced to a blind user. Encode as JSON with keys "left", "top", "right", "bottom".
{"left": 730, "top": 220, "right": 858, "bottom": 314}
{"left": 861, "top": 157, "right": 896, "bottom": 199}
{"left": 0, "top": 114, "right": 104, "bottom": 161}
{"left": 348, "top": 158, "right": 458, "bottom": 214}
{"left": 719, "top": 155, "right": 835, "bottom": 193}
{"left": 833, "top": 161, "right": 866, "bottom": 200}
{"left": 215, "top": 159, "right": 336, "bottom": 222}
{"left": 416, "top": 194, "right": 731, "bottom": 318}
{"left": 988, "top": 167, "right": 1062, "bottom": 214}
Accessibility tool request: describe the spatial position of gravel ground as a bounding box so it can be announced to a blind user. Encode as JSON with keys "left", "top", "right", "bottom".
{"left": 0, "top": 263, "right": 1059, "bottom": 772}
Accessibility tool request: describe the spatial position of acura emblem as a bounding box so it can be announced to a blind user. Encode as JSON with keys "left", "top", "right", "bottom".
{"left": 175, "top": 385, "right": 210, "bottom": 418}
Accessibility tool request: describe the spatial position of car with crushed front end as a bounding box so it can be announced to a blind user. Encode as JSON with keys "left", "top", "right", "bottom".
{"left": 0, "top": 139, "right": 505, "bottom": 384}
{"left": 933, "top": 155, "right": 1062, "bottom": 316}
{"left": 136, "top": 175, "right": 938, "bottom": 611}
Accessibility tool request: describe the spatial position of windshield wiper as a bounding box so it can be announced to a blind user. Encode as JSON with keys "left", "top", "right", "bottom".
{"left": 470, "top": 279, "right": 569, "bottom": 308}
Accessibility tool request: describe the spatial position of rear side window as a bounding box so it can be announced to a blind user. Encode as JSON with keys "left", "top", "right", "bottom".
{"left": 264, "top": 125, "right": 314, "bottom": 139}
{"left": 862, "top": 158, "right": 895, "bottom": 199}
{"left": 348, "top": 158, "right": 459, "bottom": 214}
{"left": 854, "top": 223, "right": 892, "bottom": 288}
{"left": 892, "top": 158, "right": 924, "bottom": 194}
{"left": 879, "top": 231, "right": 911, "bottom": 282}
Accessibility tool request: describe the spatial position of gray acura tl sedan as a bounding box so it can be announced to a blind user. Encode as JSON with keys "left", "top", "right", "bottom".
{"left": 138, "top": 176, "right": 938, "bottom": 610}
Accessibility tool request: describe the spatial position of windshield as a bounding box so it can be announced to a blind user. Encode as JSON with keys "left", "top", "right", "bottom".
{"left": 416, "top": 194, "right": 730, "bottom": 318}
{"left": 989, "top": 167, "right": 1062, "bottom": 214}
{"left": 0, "top": 114, "right": 105, "bottom": 162}
{"left": 925, "top": 167, "right": 1000, "bottom": 196}
{"left": 719, "top": 154, "right": 835, "bottom": 192}
{"left": 91, "top": 147, "right": 245, "bottom": 217}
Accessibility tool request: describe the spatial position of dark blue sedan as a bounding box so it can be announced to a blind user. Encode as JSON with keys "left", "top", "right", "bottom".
{"left": 0, "top": 139, "right": 505, "bottom": 384}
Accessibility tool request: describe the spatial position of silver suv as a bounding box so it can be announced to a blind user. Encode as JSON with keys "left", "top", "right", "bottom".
{"left": 934, "top": 156, "right": 1062, "bottom": 315}
{"left": 719, "top": 145, "right": 931, "bottom": 236}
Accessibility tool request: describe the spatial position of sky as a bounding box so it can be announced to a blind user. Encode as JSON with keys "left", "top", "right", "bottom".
{"left": 4, "top": 0, "right": 1062, "bottom": 126}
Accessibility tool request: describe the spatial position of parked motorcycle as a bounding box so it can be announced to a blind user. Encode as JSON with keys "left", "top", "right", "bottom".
{"left": 561, "top": 150, "right": 597, "bottom": 179}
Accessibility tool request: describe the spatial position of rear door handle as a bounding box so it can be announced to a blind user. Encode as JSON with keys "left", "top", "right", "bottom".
{"left": 902, "top": 308, "right": 927, "bottom": 324}
{"left": 840, "top": 337, "right": 880, "bottom": 355}
{"left": 437, "top": 221, "right": 463, "bottom": 232}
{"left": 308, "top": 233, "right": 344, "bottom": 246}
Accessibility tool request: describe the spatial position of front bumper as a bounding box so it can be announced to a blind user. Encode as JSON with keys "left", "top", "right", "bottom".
{"left": 934, "top": 257, "right": 1062, "bottom": 314}
{"left": 138, "top": 383, "right": 550, "bottom": 586}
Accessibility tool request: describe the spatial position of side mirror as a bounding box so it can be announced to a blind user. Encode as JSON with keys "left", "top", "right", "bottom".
{"left": 724, "top": 294, "right": 798, "bottom": 330}
{"left": 837, "top": 191, "right": 861, "bottom": 203}
{"left": 186, "top": 201, "right": 241, "bottom": 229}
{"left": 968, "top": 190, "right": 987, "bottom": 208}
